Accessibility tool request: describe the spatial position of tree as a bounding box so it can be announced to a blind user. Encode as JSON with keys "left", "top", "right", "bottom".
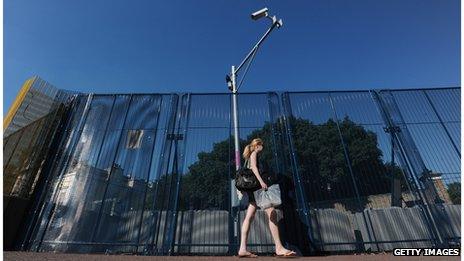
{"left": 179, "top": 139, "right": 232, "bottom": 210}
{"left": 175, "top": 115, "right": 402, "bottom": 210}
{"left": 447, "top": 182, "right": 460, "bottom": 204}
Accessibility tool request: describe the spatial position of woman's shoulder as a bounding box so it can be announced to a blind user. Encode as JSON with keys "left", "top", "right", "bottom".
{"left": 249, "top": 151, "right": 259, "bottom": 164}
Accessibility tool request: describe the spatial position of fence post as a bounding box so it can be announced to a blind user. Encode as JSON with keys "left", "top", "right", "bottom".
{"left": 372, "top": 90, "right": 448, "bottom": 247}
{"left": 281, "top": 92, "right": 319, "bottom": 253}
{"left": 166, "top": 93, "right": 191, "bottom": 255}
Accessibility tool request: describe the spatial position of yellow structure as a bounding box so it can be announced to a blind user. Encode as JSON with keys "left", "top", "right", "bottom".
{"left": 3, "top": 76, "right": 36, "bottom": 131}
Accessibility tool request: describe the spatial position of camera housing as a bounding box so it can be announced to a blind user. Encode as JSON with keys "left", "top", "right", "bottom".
{"left": 251, "top": 7, "right": 269, "bottom": 20}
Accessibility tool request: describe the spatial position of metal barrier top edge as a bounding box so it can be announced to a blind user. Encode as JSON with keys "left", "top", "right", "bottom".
{"left": 70, "top": 86, "right": 460, "bottom": 97}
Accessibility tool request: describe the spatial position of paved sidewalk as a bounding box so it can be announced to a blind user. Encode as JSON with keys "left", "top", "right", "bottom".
{"left": 4, "top": 252, "right": 460, "bottom": 260}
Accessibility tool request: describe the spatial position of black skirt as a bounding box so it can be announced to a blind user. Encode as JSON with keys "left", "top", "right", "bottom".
{"left": 246, "top": 190, "right": 256, "bottom": 203}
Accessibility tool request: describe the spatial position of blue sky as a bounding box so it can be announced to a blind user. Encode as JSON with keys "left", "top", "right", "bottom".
{"left": 4, "top": 0, "right": 460, "bottom": 113}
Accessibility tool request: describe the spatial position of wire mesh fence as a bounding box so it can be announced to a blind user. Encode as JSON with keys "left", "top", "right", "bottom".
{"left": 3, "top": 79, "right": 460, "bottom": 255}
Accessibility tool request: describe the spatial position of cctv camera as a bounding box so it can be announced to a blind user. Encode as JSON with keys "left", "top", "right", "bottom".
{"left": 226, "top": 75, "right": 233, "bottom": 91}
{"left": 251, "top": 7, "right": 268, "bottom": 20}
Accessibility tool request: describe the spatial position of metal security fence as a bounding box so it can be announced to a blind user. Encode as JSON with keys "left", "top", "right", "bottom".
{"left": 4, "top": 107, "right": 66, "bottom": 199}
{"left": 3, "top": 81, "right": 460, "bottom": 256}
{"left": 3, "top": 77, "right": 73, "bottom": 250}
{"left": 4, "top": 76, "right": 73, "bottom": 137}
{"left": 376, "top": 88, "right": 461, "bottom": 246}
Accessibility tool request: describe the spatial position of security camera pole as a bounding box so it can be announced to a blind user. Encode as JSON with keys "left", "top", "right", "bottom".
{"left": 226, "top": 7, "right": 282, "bottom": 252}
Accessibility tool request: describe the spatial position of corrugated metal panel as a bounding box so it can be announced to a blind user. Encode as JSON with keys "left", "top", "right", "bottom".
{"left": 312, "top": 209, "right": 357, "bottom": 252}
{"left": 428, "top": 204, "right": 461, "bottom": 241}
{"left": 444, "top": 204, "right": 461, "bottom": 241}
{"left": 354, "top": 207, "right": 434, "bottom": 251}
{"left": 175, "top": 210, "right": 229, "bottom": 254}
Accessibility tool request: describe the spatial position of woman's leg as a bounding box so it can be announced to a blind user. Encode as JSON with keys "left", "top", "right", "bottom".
{"left": 238, "top": 201, "right": 257, "bottom": 255}
{"left": 264, "top": 207, "right": 296, "bottom": 255}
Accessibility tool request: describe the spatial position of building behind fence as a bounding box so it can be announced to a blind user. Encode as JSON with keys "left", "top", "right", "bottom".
{"left": 3, "top": 76, "right": 461, "bottom": 255}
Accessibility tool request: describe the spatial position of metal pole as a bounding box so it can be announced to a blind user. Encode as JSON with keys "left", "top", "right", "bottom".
{"left": 227, "top": 10, "right": 282, "bottom": 253}
{"left": 236, "top": 18, "right": 280, "bottom": 73}
{"left": 230, "top": 66, "right": 242, "bottom": 254}
{"left": 231, "top": 65, "right": 241, "bottom": 207}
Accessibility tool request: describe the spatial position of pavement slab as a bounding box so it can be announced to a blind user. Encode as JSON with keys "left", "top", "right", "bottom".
{"left": 3, "top": 252, "right": 460, "bottom": 261}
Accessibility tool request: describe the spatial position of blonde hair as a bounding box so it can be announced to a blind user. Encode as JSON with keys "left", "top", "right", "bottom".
{"left": 242, "top": 138, "right": 263, "bottom": 159}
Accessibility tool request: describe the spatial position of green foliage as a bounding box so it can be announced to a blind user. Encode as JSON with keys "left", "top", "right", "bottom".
{"left": 286, "top": 115, "right": 394, "bottom": 203}
{"left": 176, "top": 115, "right": 402, "bottom": 210}
{"left": 447, "top": 182, "right": 461, "bottom": 204}
{"left": 179, "top": 140, "right": 232, "bottom": 210}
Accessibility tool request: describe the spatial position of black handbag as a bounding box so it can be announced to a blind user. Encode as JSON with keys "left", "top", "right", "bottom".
{"left": 235, "top": 158, "right": 260, "bottom": 192}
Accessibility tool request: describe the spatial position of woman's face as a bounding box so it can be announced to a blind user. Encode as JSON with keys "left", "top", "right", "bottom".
{"left": 255, "top": 144, "right": 263, "bottom": 152}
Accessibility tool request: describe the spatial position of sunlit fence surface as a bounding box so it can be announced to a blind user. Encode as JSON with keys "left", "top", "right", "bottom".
{"left": 3, "top": 77, "right": 460, "bottom": 255}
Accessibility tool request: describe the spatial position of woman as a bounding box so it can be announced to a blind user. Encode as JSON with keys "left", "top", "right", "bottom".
{"left": 238, "top": 138, "right": 297, "bottom": 258}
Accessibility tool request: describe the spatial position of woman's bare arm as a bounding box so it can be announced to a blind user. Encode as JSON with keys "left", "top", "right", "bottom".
{"left": 250, "top": 151, "right": 265, "bottom": 184}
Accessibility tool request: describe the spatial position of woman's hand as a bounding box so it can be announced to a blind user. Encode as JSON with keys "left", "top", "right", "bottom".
{"left": 260, "top": 181, "right": 268, "bottom": 191}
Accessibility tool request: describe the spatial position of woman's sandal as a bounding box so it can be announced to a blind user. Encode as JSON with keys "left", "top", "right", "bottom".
{"left": 237, "top": 252, "right": 258, "bottom": 258}
{"left": 274, "top": 250, "right": 297, "bottom": 258}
